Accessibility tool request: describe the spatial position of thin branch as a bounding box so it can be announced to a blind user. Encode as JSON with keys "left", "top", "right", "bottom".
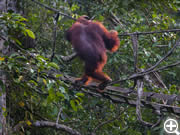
{"left": 153, "top": 61, "right": 180, "bottom": 72}
{"left": 119, "top": 29, "right": 180, "bottom": 36}
{"left": 110, "top": 38, "right": 180, "bottom": 85}
{"left": 31, "top": 0, "right": 76, "bottom": 20}
{"left": 139, "top": 68, "right": 167, "bottom": 89}
{"left": 51, "top": 13, "right": 59, "bottom": 61}
{"left": 131, "top": 34, "right": 138, "bottom": 73}
{"left": 136, "top": 79, "right": 152, "bottom": 126}
{"left": 151, "top": 116, "right": 164, "bottom": 128}
{"left": 155, "top": 45, "right": 168, "bottom": 47}
{"left": 131, "top": 34, "right": 138, "bottom": 88}
{"left": 56, "top": 107, "right": 62, "bottom": 124}
{"left": 110, "top": 11, "right": 124, "bottom": 28}
{"left": 13, "top": 120, "right": 81, "bottom": 135}
{"left": 139, "top": 38, "right": 180, "bottom": 74}
{"left": 31, "top": 1, "right": 180, "bottom": 37}
{"left": 110, "top": 11, "right": 129, "bottom": 27}
{"left": 60, "top": 52, "right": 77, "bottom": 62}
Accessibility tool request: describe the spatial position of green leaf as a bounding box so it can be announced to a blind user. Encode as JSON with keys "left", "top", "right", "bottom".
{"left": 48, "top": 88, "right": 56, "bottom": 100}
{"left": 55, "top": 74, "right": 62, "bottom": 78}
{"left": 56, "top": 91, "right": 65, "bottom": 99}
{"left": 48, "top": 62, "right": 59, "bottom": 69}
{"left": 76, "top": 93, "right": 84, "bottom": 97}
{"left": 19, "top": 17, "right": 28, "bottom": 22}
{"left": 36, "top": 55, "right": 47, "bottom": 62}
{"left": 28, "top": 80, "right": 38, "bottom": 86}
{"left": 43, "top": 79, "right": 47, "bottom": 85}
{"left": 70, "top": 100, "right": 77, "bottom": 112}
{"left": 10, "top": 37, "right": 22, "bottom": 45}
{"left": 25, "top": 29, "right": 35, "bottom": 39}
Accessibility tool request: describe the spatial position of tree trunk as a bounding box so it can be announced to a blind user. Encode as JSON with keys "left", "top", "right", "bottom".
{"left": 0, "top": 0, "right": 17, "bottom": 134}
{"left": 0, "top": 0, "right": 6, "bottom": 12}
{"left": 0, "top": 70, "right": 7, "bottom": 135}
{"left": 0, "top": 0, "right": 7, "bottom": 133}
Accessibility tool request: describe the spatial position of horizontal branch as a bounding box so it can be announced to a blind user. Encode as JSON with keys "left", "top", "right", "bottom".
{"left": 59, "top": 75, "right": 180, "bottom": 115}
{"left": 119, "top": 29, "right": 180, "bottom": 36}
{"left": 13, "top": 120, "right": 81, "bottom": 135}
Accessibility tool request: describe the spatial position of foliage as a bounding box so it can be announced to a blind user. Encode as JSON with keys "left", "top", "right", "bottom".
{"left": 0, "top": 0, "right": 180, "bottom": 135}
{"left": 0, "top": 13, "right": 35, "bottom": 46}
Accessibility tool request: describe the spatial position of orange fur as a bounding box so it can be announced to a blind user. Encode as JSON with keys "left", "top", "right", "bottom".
{"left": 66, "top": 16, "right": 120, "bottom": 91}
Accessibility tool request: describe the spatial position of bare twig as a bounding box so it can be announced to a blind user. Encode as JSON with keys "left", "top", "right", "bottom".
{"left": 31, "top": 0, "right": 76, "bottom": 20}
{"left": 56, "top": 107, "right": 62, "bottom": 124}
{"left": 139, "top": 38, "right": 180, "bottom": 74}
{"left": 61, "top": 52, "right": 77, "bottom": 62}
{"left": 119, "top": 29, "right": 180, "bottom": 36}
{"left": 136, "top": 79, "right": 153, "bottom": 126}
{"left": 131, "top": 34, "right": 138, "bottom": 73}
{"left": 131, "top": 34, "right": 138, "bottom": 88}
{"left": 155, "top": 45, "right": 168, "bottom": 47}
{"left": 110, "top": 11, "right": 129, "bottom": 27}
{"left": 110, "top": 11, "right": 124, "bottom": 28}
{"left": 51, "top": 13, "right": 59, "bottom": 61}
{"left": 153, "top": 61, "right": 180, "bottom": 72}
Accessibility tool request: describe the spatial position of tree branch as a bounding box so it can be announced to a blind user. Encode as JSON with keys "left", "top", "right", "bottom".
{"left": 56, "top": 107, "right": 62, "bottom": 124}
{"left": 130, "top": 34, "right": 138, "bottom": 88}
{"left": 31, "top": 0, "right": 76, "bottom": 20}
{"left": 136, "top": 79, "right": 152, "bottom": 126}
{"left": 57, "top": 75, "right": 180, "bottom": 115}
{"left": 13, "top": 120, "right": 81, "bottom": 135}
{"left": 51, "top": 13, "right": 59, "bottom": 61}
{"left": 119, "top": 29, "right": 180, "bottom": 36}
{"left": 110, "top": 38, "right": 180, "bottom": 85}
{"left": 60, "top": 52, "right": 77, "bottom": 62}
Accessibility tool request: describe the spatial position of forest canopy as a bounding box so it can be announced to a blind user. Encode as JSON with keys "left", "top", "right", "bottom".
{"left": 0, "top": 0, "right": 180, "bottom": 135}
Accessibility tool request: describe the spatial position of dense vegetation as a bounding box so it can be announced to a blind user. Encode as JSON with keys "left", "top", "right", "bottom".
{"left": 0, "top": 0, "right": 180, "bottom": 135}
